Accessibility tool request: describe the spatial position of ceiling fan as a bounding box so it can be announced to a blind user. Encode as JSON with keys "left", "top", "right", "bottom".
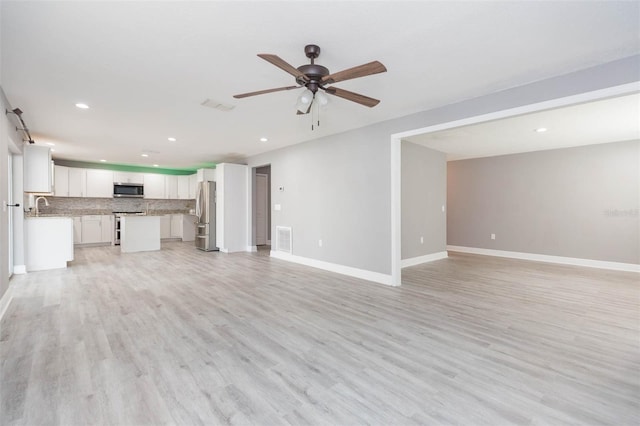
{"left": 233, "top": 44, "right": 387, "bottom": 114}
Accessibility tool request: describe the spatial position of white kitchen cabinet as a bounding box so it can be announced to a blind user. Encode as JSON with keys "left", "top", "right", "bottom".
{"left": 77, "top": 215, "right": 112, "bottom": 244}
{"left": 160, "top": 215, "right": 171, "bottom": 239}
{"left": 24, "top": 145, "right": 52, "bottom": 193}
{"left": 188, "top": 174, "right": 197, "bottom": 199}
{"left": 166, "top": 175, "right": 179, "bottom": 199}
{"left": 54, "top": 165, "right": 70, "bottom": 196}
{"left": 81, "top": 215, "right": 103, "bottom": 244}
{"left": 86, "top": 169, "right": 113, "bottom": 198}
{"left": 68, "top": 168, "right": 86, "bottom": 197}
{"left": 177, "top": 175, "right": 190, "bottom": 199}
{"left": 170, "top": 214, "right": 183, "bottom": 238}
{"left": 113, "top": 171, "right": 144, "bottom": 184}
{"left": 72, "top": 216, "right": 82, "bottom": 244}
{"left": 143, "top": 173, "right": 165, "bottom": 199}
{"left": 101, "top": 215, "right": 113, "bottom": 243}
{"left": 182, "top": 214, "right": 196, "bottom": 242}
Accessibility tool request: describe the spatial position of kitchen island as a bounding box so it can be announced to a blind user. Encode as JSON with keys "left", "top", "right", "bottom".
{"left": 25, "top": 217, "right": 74, "bottom": 271}
{"left": 120, "top": 215, "right": 161, "bottom": 253}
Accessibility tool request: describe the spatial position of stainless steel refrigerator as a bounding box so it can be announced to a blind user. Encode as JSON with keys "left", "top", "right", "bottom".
{"left": 195, "top": 181, "right": 218, "bottom": 251}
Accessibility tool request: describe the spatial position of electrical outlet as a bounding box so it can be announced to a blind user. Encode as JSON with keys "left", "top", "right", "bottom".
{"left": 420, "top": 236, "right": 424, "bottom": 244}
{"left": 442, "top": 205, "right": 445, "bottom": 212}
{"left": 274, "top": 204, "right": 281, "bottom": 211}
{"left": 491, "top": 233, "right": 496, "bottom": 240}
{"left": 318, "top": 239, "right": 323, "bottom": 247}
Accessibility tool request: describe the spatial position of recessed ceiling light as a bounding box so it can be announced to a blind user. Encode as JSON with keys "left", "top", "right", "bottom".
{"left": 535, "top": 127, "right": 548, "bottom": 133}
{"left": 50, "top": 149, "right": 55, "bottom": 152}
{"left": 46, "top": 142, "right": 55, "bottom": 146}
{"left": 100, "top": 159, "right": 107, "bottom": 162}
{"left": 168, "top": 137, "right": 177, "bottom": 142}
{"left": 75, "top": 103, "right": 90, "bottom": 109}
{"left": 141, "top": 153, "right": 149, "bottom": 157}
{"left": 259, "top": 137, "right": 268, "bottom": 142}
{"left": 153, "top": 164, "right": 159, "bottom": 167}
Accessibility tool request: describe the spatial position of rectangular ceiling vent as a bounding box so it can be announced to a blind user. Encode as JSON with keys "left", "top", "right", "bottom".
{"left": 201, "top": 98, "right": 235, "bottom": 112}
{"left": 276, "top": 226, "right": 292, "bottom": 254}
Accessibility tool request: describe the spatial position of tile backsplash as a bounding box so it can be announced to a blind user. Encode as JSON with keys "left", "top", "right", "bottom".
{"left": 28, "top": 196, "right": 195, "bottom": 216}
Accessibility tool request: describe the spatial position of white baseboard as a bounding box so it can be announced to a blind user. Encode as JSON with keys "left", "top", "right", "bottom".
{"left": 246, "top": 245, "right": 257, "bottom": 252}
{"left": 401, "top": 251, "right": 448, "bottom": 268}
{"left": 447, "top": 245, "right": 640, "bottom": 273}
{"left": 0, "top": 285, "right": 14, "bottom": 323}
{"left": 270, "top": 251, "right": 395, "bottom": 286}
{"left": 13, "top": 265, "right": 26, "bottom": 275}
{"left": 220, "top": 248, "right": 229, "bottom": 253}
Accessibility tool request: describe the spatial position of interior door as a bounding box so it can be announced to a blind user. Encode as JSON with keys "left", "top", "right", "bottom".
{"left": 255, "top": 174, "right": 268, "bottom": 246}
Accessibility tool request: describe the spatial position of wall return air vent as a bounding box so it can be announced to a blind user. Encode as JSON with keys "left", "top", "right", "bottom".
{"left": 276, "top": 226, "right": 292, "bottom": 254}
{"left": 201, "top": 98, "right": 235, "bottom": 112}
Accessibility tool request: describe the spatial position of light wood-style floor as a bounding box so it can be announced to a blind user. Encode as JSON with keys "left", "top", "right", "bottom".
{"left": 1, "top": 242, "right": 638, "bottom": 425}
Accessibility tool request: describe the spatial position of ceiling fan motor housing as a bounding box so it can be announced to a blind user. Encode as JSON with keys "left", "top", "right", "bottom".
{"left": 296, "top": 64, "right": 329, "bottom": 92}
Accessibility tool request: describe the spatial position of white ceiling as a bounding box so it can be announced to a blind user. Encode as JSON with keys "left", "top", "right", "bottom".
{"left": 1, "top": 1, "right": 639, "bottom": 169}
{"left": 406, "top": 93, "right": 640, "bottom": 160}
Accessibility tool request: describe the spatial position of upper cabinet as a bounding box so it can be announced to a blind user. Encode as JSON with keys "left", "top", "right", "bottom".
{"left": 85, "top": 169, "right": 113, "bottom": 198}
{"left": 24, "top": 145, "right": 52, "bottom": 193}
{"left": 113, "top": 171, "right": 143, "bottom": 184}
{"left": 143, "top": 173, "right": 165, "bottom": 199}
{"left": 165, "top": 175, "right": 179, "bottom": 199}
{"left": 188, "top": 174, "right": 197, "bottom": 199}
{"left": 177, "top": 175, "right": 190, "bottom": 200}
{"left": 53, "top": 165, "right": 70, "bottom": 197}
{"left": 68, "top": 167, "right": 86, "bottom": 197}
{"left": 51, "top": 165, "right": 196, "bottom": 200}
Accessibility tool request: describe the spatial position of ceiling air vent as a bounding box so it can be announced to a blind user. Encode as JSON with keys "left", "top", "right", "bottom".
{"left": 201, "top": 98, "right": 235, "bottom": 112}
{"left": 276, "top": 226, "right": 292, "bottom": 254}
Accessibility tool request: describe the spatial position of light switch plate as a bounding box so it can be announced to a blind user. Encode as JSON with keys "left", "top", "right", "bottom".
{"left": 274, "top": 204, "right": 281, "bottom": 211}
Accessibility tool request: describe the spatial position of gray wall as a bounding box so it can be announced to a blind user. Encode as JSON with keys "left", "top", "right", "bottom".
{"left": 447, "top": 140, "right": 640, "bottom": 264}
{"left": 246, "top": 55, "right": 639, "bottom": 277}
{"left": 247, "top": 126, "right": 392, "bottom": 274}
{"left": 401, "top": 141, "right": 446, "bottom": 259}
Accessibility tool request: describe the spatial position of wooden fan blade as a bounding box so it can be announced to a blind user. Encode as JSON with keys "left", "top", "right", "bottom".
{"left": 324, "top": 86, "right": 380, "bottom": 107}
{"left": 233, "top": 86, "right": 300, "bottom": 99}
{"left": 258, "top": 54, "right": 309, "bottom": 82}
{"left": 321, "top": 61, "right": 386, "bottom": 84}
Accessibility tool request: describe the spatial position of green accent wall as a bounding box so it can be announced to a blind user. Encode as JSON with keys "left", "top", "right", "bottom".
{"left": 54, "top": 160, "right": 217, "bottom": 175}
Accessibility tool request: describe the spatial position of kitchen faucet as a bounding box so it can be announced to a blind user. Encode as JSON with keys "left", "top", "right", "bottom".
{"left": 35, "top": 196, "right": 49, "bottom": 216}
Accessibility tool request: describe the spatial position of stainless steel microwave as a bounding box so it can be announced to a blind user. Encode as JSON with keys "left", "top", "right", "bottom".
{"left": 113, "top": 182, "right": 144, "bottom": 198}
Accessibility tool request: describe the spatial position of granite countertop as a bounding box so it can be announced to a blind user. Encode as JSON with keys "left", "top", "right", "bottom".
{"left": 25, "top": 210, "right": 193, "bottom": 218}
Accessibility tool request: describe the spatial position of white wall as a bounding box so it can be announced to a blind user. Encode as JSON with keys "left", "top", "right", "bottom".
{"left": 1, "top": 87, "right": 24, "bottom": 302}
{"left": 216, "top": 163, "right": 248, "bottom": 253}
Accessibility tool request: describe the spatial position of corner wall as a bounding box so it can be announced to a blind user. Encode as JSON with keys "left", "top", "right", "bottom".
{"left": 447, "top": 140, "right": 640, "bottom": 265}
{"left": 401, "top": 141, "right": 447, "bottom": 263}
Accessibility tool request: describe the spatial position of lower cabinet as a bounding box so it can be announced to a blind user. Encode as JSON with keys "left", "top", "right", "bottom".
{"left": 161, "top": 214, "right": 186, "bottom": 240}
{"left": 75, "top": 215, "right": 113, "bottom": 245}
{"left": 73, "top": 217, "right": 82, "bottom": 244}
{"left": 160, "top": 215, "right": 171, "bottom": 239}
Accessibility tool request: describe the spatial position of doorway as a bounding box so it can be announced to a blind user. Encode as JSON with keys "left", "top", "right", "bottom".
{"left": 253, "top": 165, "right": 271, "bottom": 252}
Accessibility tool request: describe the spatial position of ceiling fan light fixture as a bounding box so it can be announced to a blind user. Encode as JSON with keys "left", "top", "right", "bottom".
{"left": 315, "top": 91, "right": 329, "bottom": 106}
{"left": 299, "top": 89, "right": 313, "bottom": 104}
